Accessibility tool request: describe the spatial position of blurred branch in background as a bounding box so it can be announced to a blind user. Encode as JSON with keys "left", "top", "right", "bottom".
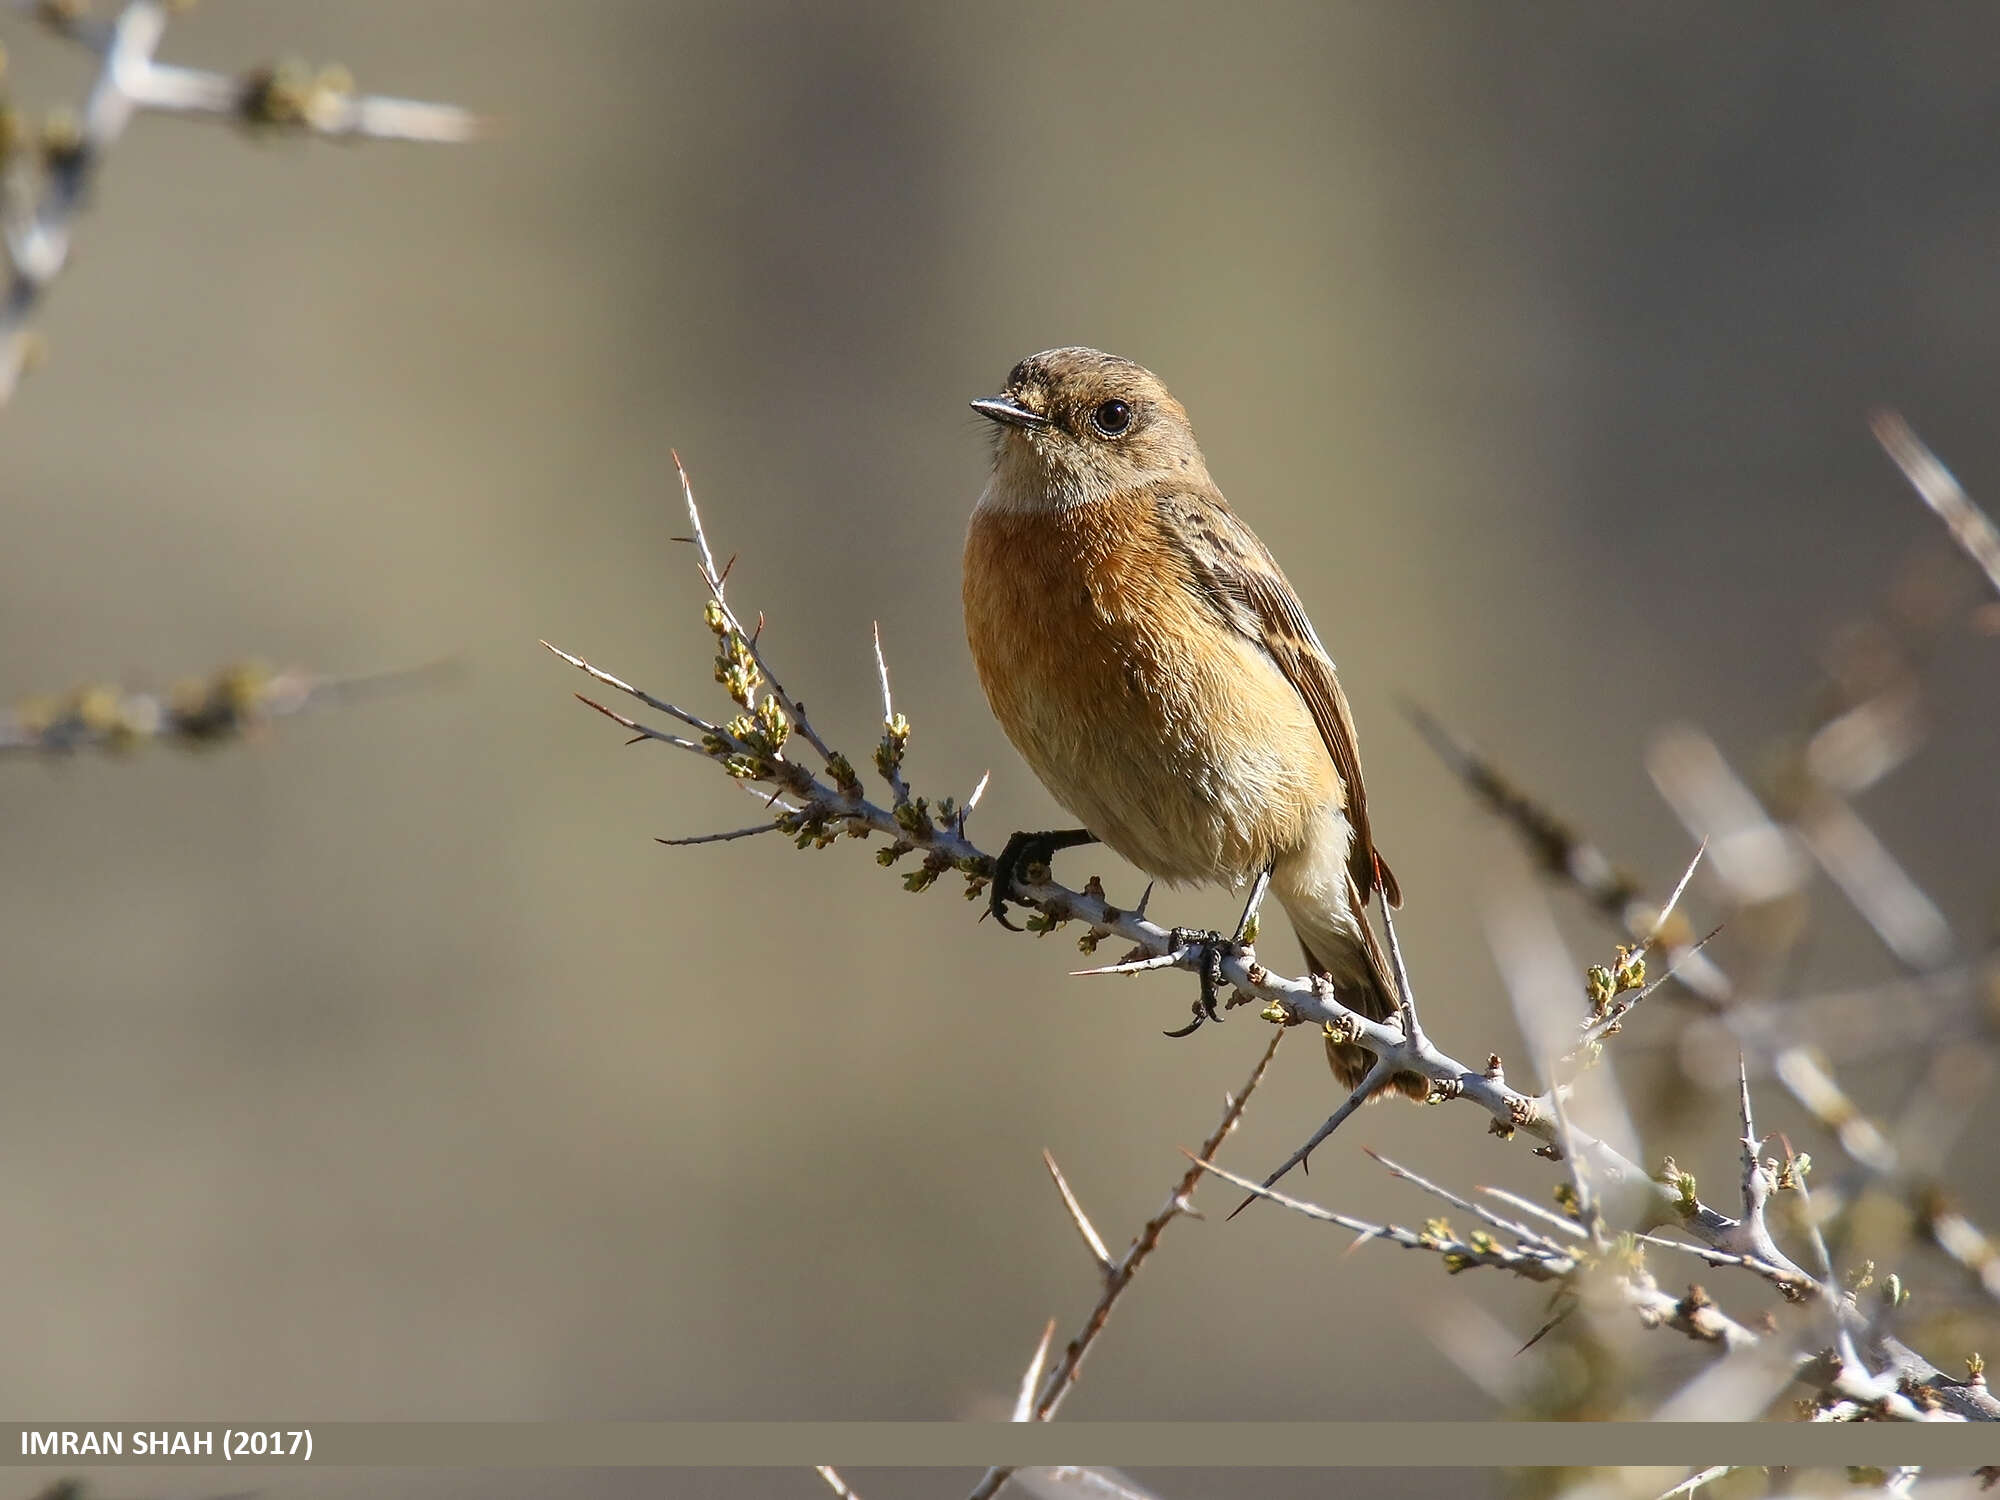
{"left": 550, "top": 431, "right": 1996, "bottom": 1434}
{"left": 0, "top": 657, "right": 455, "bottom": 756}
{"left": 1413, "top": 702, "right": 2000, "bottom": 1308}
{"left": 0, "top": 0, "right": 480, "bottom": 405}
{"left": 1418, "top": 416, "right": 2000, "bottom": 1430}
{"left": 1873, "top": 413, "right": 2000, "bottom": 605}
{"left": 0, "top": 6, "right": 474, "bottom": 763}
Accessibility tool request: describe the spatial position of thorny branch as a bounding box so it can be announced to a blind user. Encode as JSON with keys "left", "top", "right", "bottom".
{"left": 1421, "top": 703, "right": 2000, "bottom": 1311}
{"left": 964, "top": 1028, "right": 1283, "bottom": 1500}
{"left": 1410, "top": 443, "right": 2000, "bottom": 1322}
{"left": 549, "top": 451, "right": 1995, "bottom": 1424}
{"left": 549, "top": 470, "right": 1769, "bottom": 1258}
{"left": 1196, "top": 1126, "right": 1996, "bottom": 1421}
{"left": 0, "top": 0, "right": 479, "bottom": 405}
{"left": 1194, "top": 1145, "right": 1768, "bottom": 1351}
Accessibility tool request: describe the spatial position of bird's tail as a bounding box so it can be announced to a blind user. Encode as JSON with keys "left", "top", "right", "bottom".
{"left": 1290, "top": 869, "right": 1429, "bottom": 1102}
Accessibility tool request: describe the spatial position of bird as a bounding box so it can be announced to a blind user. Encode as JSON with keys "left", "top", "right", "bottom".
{"left": 961, "top": 345, "right": 1423, "bottom": 1098}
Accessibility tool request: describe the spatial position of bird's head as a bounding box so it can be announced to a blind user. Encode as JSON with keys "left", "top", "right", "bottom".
{"left": 972, "top": 347, "right": 1209, "bottom": 511}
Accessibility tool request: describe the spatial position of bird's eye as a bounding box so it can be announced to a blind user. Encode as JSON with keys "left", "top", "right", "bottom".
{"left": 1091, "top": 398, "right": 1132, "bottom": 437}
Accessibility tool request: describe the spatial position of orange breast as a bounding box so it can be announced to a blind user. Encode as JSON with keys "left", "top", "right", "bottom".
{"left": 962, "top": 501, "right": 1338, "bottom": 884}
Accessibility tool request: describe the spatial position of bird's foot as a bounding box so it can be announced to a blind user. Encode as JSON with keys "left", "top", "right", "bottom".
{"left": 1161, "top": 927, "right": 1241, "bottom": 1037}
{"left": 988, "top": 828, "right": 1098, "bottom": 931}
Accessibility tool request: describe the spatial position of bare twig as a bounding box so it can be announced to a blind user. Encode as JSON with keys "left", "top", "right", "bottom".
{"left": 1780, "top": 1136, "right": 1836, "bottom": 1287}
{"left": 1194, "top": 1151, "right": 1571, "bottom": 1277}
{"left": 1723, "top": 1055, "right": 1810, "bottom": 1294}
{"left": 540, "top": 642, "right": 723, "bottom": 737}
{"left": 1873, "top": 410, "right": 2000, "bottom": 601}
{"left": 1653, "top": 1467, "right": 1740, "bottom": 1500}
{"left": 1544, "top": 1055, "right": 1602, "bottom": 1242}
{"left": 1029, "top": 1029, "right": 1283, "bottom": 1422}
{"left": 1223, "top": 1056, "right": 1387, "bottom": 1218}
{"left": 1364, "top": 1148, "right": 1564, "bottom": 1248}
{"left": 1195, "top": 1148, "right": 1775, "bottom": 1358}
{"left": 1477, "top": 1185, "right": 1590, "bottom": 1242}
{"left": 1566, "top": 921, "right": 1726, "bottom": 1065}
{"left": 965, "top": 1028, "right": 1284, "bottom": 1500}
{"left": 671, "top": 451, "right": 840, "bottom": 769}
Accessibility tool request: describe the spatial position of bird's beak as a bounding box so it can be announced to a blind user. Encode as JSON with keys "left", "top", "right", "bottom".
{"left": 970, "top": 394, "right": 1049, "bottom": 430}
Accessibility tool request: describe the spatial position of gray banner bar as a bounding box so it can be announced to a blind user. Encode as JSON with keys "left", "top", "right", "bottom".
{"left": 1, "top": 1424, "right": 1991, "bottom": 1468}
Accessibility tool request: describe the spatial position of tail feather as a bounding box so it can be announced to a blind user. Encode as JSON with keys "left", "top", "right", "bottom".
{"left": 1275, "top": 812, "right": 1425, "bottom": 1101}
{"left": 1302, "top": 870, "right": 1428, "bottom": 1101}
{"left": 1367, "top": 850, "right": 1402, "bottom": 910}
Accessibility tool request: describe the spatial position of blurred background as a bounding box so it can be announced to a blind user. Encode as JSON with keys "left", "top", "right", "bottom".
{"left": 3, "top": 0, "right": 1997, "bottom": 1479}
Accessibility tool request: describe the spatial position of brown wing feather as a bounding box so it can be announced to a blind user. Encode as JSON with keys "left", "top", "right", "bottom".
{"left": 1156, "top": 483, "right": 1401, "bottom": 908}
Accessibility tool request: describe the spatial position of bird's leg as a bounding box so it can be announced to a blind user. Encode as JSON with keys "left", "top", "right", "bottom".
{"left": 988, "top": 828, "right": 1098, "bottom": 930}
{"left": 1163, "top": 860, "right": 1275, "bottom": 1038}
{"left": 1232, "top": 860, "right": 1274, "bottom": 946}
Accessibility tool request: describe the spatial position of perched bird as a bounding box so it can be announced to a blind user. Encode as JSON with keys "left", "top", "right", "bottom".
{"left": 962, "top": 346, "right": 1422, "bottom": 1096}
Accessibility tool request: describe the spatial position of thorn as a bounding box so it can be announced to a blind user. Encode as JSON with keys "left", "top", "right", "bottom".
{"left": 871, "top": 621, "right": 898, "bottom": 731}
{"left": 656, "top": 824, "right": 782, "bottom": 847}
{"left": 1517, "top": 1305, "right": 1573, "bottom": 1354}
{"left": 1640, "top": 837, "right": 1707, "bottom": 953}
{"left": 1013, "top": 1318, "right": 1058, "bottom": 1423}
{"left": 1043, "top": 1149, "right": 1114, "bottom": 1272}
{"left": 1071, "top": 951, "right": 1184, "bottom": 978}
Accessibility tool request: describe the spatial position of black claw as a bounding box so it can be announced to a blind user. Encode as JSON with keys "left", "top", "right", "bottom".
{"left": 1202, "top": 943, "right": 1225, "bottom": 1021}
{"left": 988, "top": 832, "right": 1034, "bottom": 930}
{"left": 989, "top": 828, "right": 1097, "bottom": 930}
{"left": 1164, "top": 927, "right": 1232, "bottom": 1037}
{"left": 1162, "top": 1001, "right": 1208, "bottom": 1038}
{"left": 988, "top": 880, "right": 1024, "bottom": 928}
